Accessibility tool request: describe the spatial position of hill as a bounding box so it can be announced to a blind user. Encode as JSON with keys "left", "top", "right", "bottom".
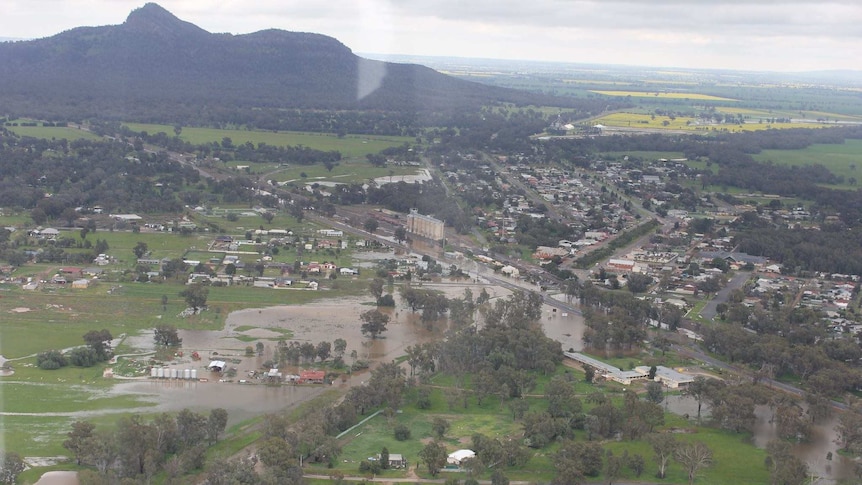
{"left": 0, "top": 3, "right": 580, "bottom": 119}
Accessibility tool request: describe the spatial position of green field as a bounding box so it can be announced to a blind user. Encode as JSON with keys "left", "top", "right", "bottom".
{"left": 319, "top": 365, "right": 770, "bottom": 484}
{"left": 123, "top": 123, "right": 414, "bottom": 158}
{"left": 753, "top": 139, "right": 862, "bottom": 189}
{"left": 5, "top": 122, "right": 101, "bottom": 141}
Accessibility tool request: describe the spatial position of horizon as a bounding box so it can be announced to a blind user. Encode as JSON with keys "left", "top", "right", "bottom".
{"left": 0, "top": 1, "right": 860, "bottom": 73}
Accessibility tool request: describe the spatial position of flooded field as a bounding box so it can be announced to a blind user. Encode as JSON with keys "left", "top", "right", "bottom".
{"left": 665, "top": 395, "right": 854, "bottom": 481}
{"left": 112, "top": 284, "right": 588, "bottom": 423}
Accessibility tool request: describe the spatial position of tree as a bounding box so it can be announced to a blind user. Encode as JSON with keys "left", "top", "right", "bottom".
{"left": 64, "top": 421, "right": 96, "bottom": 465}
{"left": 490, "top": 469, "right": 509, "bottom": 485}
{"left": 605, "top": 450, "right": 623, "bottom": 485}
{"left": 207, "top": 408, "right": 228, "bottom": 444}
{"left": 646, "top": 381, "right": 664, "bottom": 404}
{"left": 626, "top": 273, "right": 653, "bottom": 293}
{"left": 432, "top": 417, "right": 450, "bottom": 439}
{"left": 67, "top": 346, "right": 100, "bottom": 367}
{"left": 333, "top": 338, "right": 347, "bottom": 358}
{"left": 369, "top": 278, "right": 385, "bottom": 301}
{"left": 363, "top": 217, "right": 379, "bottom": 234}
{"left": 0, "top": 452, "right": 25, "bottom": 485}
{"left": 154, "top": 324, "right": 182, "bottom": 347}
{"left": 394, "top": 424, "right": 411, "bottom": 441}
{"left": 179, "top": 283, "right": 209, "bottom": 311}
{"left": 176, "top": 409, "right": 208, "bottom": 450}
{"left": 394, "top": 226, "right": 407, "bottom": 243}
{"left": 133, "top": 241, "right": 148, "bottom": 259}
{"left": 583, "top": 365, "right": 595, "bottom": 383}
{"left": 360, "top": 309, "right": 389, "bottom": 339}
{"left": 765, "top": 440, "right": 807, "bottom": 485}
{"left": 674, "top": 441, "right": 712, "bottom": 485}
{"left": 419, "top": 440, "right": 448, "bottom": 476}
{"left": 37, "top": 349, "right": 68, "bottom": 370}
{"left": 648, "top": 433, "right": 678, "bottom": 479}
{"left": 545, "top": 375, "right": 581, "bottom": 419}
{"left": 82, "top": 329, "right": 113, "bottom": 361}
{"left": 316, "top": 341, "right": 332, "bottom": 362}
{"left": 374, "top": 446, "right": 388, "bottom": 470}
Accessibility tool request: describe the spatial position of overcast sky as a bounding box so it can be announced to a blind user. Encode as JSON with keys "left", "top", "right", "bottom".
{"left": 1, "top": 0, "right": 860, "bottom": 72}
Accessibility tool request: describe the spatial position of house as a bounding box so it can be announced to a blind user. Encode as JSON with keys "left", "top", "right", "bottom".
{"left": 297, "top": 370, "right": 326, "bottom": 384}
{"left": 340, "top": 267, "right": 359, "bottom": 275}
{"left": 378, "top": 453, "right": 407, "bottom": 469}
{"left": 447, "top": 449, "right": 476, "bottom": 466}
{"left": 37, "top": 227, "right": 60, "bottom": 239}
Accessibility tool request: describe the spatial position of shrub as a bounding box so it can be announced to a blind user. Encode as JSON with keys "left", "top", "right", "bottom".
{"left": 37, "top": 350, "right": 68, "bottom": 370}
{"left": 394, "top": 424, "right": 411, "bottom": 441}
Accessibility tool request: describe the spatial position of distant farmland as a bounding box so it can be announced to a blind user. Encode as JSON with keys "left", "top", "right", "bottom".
{"left": 591, "top": 112, "right": 827, "bottom": 133}
{"left": 590, "top": 90, "right": 737, "bottom": 101}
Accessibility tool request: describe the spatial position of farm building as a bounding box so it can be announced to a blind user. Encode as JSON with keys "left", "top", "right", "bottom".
{"left": 208, "top": 360, "right": 226, "bottom": 372}
{"left": 72, "top": 279, "right": 91, "bottom": 289}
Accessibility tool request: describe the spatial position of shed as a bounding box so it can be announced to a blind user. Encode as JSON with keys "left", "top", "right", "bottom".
{"left": 447, "top": 449, "right": 475, "bottom": 465}
{"left": 208, "top": 360, "right": 226, "bottom": 372}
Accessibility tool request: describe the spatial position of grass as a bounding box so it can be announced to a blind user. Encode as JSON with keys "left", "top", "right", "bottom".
{"left": 122, "top": 123, "right": 414, "bottom": 158}
{"left": 753, "top": 139, "right": 862, "bottom": 189}
{"left": 590, "top": 90, "right": 738, "bottom": 101}
{"left": 593, "top": 112, "right": 830, "bottom": 133}
{"left": 4, "top": 120, "right": 101, "bottom": 141}
{"left": 323, "top": 363, "right": 770, "bottom": 484}
{"left": 266, "top": 159, "right": 422, "bottom": 186}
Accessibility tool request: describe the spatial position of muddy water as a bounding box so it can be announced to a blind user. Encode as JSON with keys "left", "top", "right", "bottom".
{"left": 665, "top": 396, "right": 854, "bottom": 481}
{"left": 115, "top": 287, "right": 588, "bottom": 424}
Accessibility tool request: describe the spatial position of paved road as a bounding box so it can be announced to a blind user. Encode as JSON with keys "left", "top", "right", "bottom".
{"left": 699, "top": 271, "right": 751, "bottom": 320}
